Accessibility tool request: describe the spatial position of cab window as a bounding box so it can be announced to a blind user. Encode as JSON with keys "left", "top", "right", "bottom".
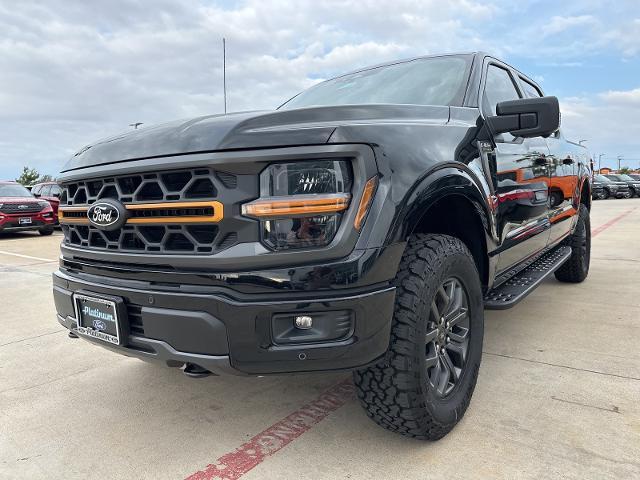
{"left": 520, "top": 77, "right": 543, "bottom": 98}
{"left": 40, "top": 185, "right": 52, "bottom": 196}
{"left": 483, "top": 65, "right": 521, "bottom": 115}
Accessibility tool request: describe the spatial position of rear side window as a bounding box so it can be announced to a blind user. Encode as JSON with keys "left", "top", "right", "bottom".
{"left": 32, "top": 185, "right": 41, "bottom": 195}
{"left": 484, "top": 65, "right": 521, "bottom": 115}
{"left": 520, "top": 78, "right": 543, "bottom": 98}
{"left": 51, "top": 185, "right": 62, "bottom": 197}
{"left": 41, "top": 185, "right": 52, "bottom": 196}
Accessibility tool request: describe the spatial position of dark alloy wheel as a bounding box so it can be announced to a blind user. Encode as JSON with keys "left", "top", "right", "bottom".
{"left": 601, "top": 189, "right": 610, "bottom": 200}
{"left": 426, "top": 278, "right": 470, "bottom": 397}
{"left": 555, "top": 203, "right": 590, "bottom": 283}
{"left": 353, "top": 234, "right": 483, "bottom": 440}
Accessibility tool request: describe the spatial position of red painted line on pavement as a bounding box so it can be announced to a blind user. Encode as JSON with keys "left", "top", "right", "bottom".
{"left": 592, "top": 207, "right": 637, "bottom": 238}
{"left": 186, "top": 378, "right": 356, "bottom": 480}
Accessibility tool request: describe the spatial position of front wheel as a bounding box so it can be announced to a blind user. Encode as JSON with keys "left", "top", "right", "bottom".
{"left": 353, "top": 234, "right": 484, "bottom": 440}
{"left": 555, "top": 204, "right": 590, "bottom": 283}
{"left": 39, "top": 227, "right": 54, "bottom": 236}
{"left": 601, "top": 189, "right": 610, "bottom": 200}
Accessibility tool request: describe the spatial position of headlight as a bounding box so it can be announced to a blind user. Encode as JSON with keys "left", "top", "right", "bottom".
{"left": 38, "top": 200, "right": 51, "bottom": 209}
{"left": 242, "top": 160, "right": 353, "bottom": 251}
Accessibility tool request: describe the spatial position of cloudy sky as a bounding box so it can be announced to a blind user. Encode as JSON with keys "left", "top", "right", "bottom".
{"left": 1, "top": 0, "right": 639, "bottom": 178}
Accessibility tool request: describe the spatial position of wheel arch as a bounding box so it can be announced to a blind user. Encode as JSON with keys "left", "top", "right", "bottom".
{"left": 396, "top": 166, "right": 495, "bottom": 290}
{"left": 579, "top": 177, "right": 592, "bottom": 210}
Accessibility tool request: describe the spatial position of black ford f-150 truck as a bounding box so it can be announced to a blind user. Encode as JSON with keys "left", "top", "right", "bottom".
{"left": 53, "top": 52, "right": 591, "bottom": 440}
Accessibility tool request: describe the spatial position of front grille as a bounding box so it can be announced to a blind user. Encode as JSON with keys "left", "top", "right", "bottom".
{"left": 0, "top": 202, "right": 42, "bottom": 214}
{"left": 60, "top": 167, "right": 250, "bottom": 255}
{"left": 61, "top": 168, "right": 225, "bottom": 206}
{"left": 61, "top": 223, "right": 236, "bottom": 254}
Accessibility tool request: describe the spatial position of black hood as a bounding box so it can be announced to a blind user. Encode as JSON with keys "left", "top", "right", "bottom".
{"left": 61, "top": 104, "right": 450, "bottom": 172}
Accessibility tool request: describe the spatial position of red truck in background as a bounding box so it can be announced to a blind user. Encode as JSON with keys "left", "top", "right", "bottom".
{"left": 32, "top": 181, "right": 62, "bottom": 224}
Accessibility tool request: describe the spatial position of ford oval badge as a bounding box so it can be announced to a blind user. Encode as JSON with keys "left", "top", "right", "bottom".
{"left": 87, "top": 200, "right": 127, "bottom": 230}
{"left": 93, "top": 319, "right": 107, "bottom": 331}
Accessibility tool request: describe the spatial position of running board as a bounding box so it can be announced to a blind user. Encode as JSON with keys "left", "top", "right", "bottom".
{"left": 484, "top": 246, "right": 572, "bottom": 310}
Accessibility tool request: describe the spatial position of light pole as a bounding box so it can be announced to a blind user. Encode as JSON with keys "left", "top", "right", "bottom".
{"left": 617, "top": 155, "right": 624, "bottom": 172}
{"left": 598, "top": 154, "right": 604, "bottom": 173}
{"left": 222, "top": 38, "right": 227, "bottom": 114}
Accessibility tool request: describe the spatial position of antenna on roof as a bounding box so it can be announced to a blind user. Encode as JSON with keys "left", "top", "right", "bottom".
{"left": 223, "top": 38, "right": 227, "bottom": 114}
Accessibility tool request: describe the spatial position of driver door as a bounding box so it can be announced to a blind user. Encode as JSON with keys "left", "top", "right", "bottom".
{"left": 483, "top": 61, "right": 551, "bottom": 274}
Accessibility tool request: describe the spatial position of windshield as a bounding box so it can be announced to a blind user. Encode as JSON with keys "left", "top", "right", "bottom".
{"left": 596, "top": 175, "right": 612, "bottom": 183}
{"left": 0, "top": 184, "right": 33, "bottom": 197}
{"left": 280, "top": 55, "right": 471, "bottom": 110}
{"left": 605, "top": 175, "right": 622, "bottom": 181}
{"left": 630, "top": 174, "right": 640, "bottom": 180}
{"left": 618, "top": 174, "right": 635, "bottom": 181}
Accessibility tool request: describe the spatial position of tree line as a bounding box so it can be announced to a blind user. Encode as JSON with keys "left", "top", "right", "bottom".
{"left": 15, "top": 166, "right": 54, "bottom": 186}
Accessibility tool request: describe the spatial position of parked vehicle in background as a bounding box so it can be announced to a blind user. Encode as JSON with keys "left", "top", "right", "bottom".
{"left": 605, "top": 174, "right": 640, "bottom": 198}
{"left": 52, "top": 52, "right": 592, "bottom": 440}
{"left": 591, "top": 179, "right": 605, "bottom": 200}
{"left": 628, "top": 174, "right": 640, "bottom": 181}
{"left": 594, "top": 174, "right": 624, "bottom": 199}
{"left": 603, "top": 175, "right": 631, "bottom": 198}
{"left": 31, "top": 181, "right": 62, "bottom": 224}
{"left": 0, "top": 181, "right": 56, "bottom": 235}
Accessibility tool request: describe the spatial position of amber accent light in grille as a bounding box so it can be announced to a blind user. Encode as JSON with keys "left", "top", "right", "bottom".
{"left": 126, "top": 201, "right": 223, "bottom": 223}
{"left": 59, "top": 201, "right": 223, "bottom": 225}
{"left": 354, "top": 176, "right": 378, "bottom": 230}
{"left": 58, "top": 206, "right": 89, "bottom": 224}
{"left": 241, "top": 193, "right": 350, "bottom": 218}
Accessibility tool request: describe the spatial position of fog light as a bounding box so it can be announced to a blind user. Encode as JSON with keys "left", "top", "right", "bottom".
{"left": 294, "top": 315, "right": 313, "bottom": 329}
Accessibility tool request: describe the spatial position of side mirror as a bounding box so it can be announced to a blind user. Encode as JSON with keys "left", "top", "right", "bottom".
{"left": 33, "top": 192, "right": 41, "bottom": 198}
{"left": 486, "top": 96, "right": 560, "bottom": 138}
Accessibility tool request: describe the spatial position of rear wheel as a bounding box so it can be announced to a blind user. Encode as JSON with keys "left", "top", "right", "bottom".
{"left": 353, "top": 234, "right": 483, "bottom": 440}
{"left": 555, "top": 204, "right": 590, "bottom": 283}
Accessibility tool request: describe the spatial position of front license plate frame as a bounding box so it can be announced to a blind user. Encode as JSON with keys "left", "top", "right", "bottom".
{"left": 73, "top": 292, "right": 127, "bottom": 346}
{"left": 19, "top": 217, "right": 32, "bottom": 225}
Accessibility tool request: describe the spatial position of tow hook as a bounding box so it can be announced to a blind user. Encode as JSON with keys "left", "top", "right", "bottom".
{"left": 183, "top": 363, "right": 212, "bottom": 378}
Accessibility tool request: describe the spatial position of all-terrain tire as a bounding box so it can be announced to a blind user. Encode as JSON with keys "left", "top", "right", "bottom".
{"left": 554, "top": 203, "right": 590, "bottom": 283}
{"left": 353, "top": 234, "right": 484, "bottom": 440}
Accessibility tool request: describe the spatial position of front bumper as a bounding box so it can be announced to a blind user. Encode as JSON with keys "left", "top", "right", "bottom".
{"left": 0, "top": 211, "right": 55, "bottom": 231}
{"left": 53, "top": 268, "right": 395, "bottom": 375}
{"left": 592, "top": 186, "right": 604, "bottom": 198}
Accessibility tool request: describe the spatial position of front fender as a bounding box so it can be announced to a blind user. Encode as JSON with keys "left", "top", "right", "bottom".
{"left": 392, "top": 164, "right": 496, "bottom": 246}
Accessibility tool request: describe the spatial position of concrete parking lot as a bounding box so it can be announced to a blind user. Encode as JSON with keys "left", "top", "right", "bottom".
{"left": 1, "top": 199, "right": 639, "bottom": 480}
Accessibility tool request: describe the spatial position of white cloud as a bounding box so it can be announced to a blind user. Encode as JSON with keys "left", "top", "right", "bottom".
{"left": 561, "top": 88, "right": 640, "bottom": 166}
{"left": 600, "top": 88, "right": 640, "bottom": 106}
{"left": 0, "top": 0, "right": 638, "bottom": 178}
{"left": 0, "top": 0, "right": 501, "bottom": 177}
{"left": 542, "top": 15, "right": 596, "bottom": 36}
{"left": 600, "top": 18, "right": 640, "bottom": 56}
